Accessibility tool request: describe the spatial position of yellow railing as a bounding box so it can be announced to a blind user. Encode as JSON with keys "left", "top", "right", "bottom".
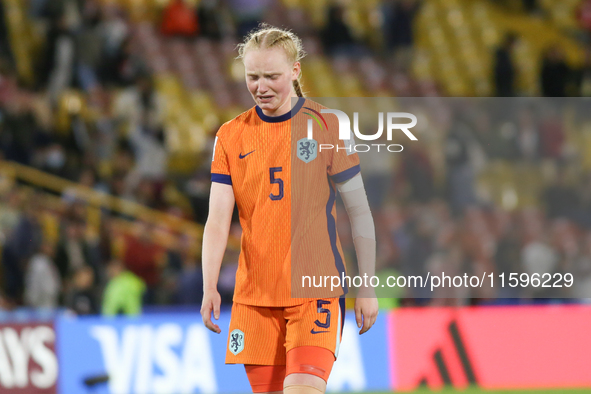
{"left": 0, "top": 160, "right": 202, "bottom": 236}
{"left": 0, "top": 161, "right": 242, "bottom": 253}
{"left": 0, "top": 161, "right": 242, "bottom": 251}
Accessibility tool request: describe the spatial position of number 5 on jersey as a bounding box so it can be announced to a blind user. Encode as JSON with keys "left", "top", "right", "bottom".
{"left": 269, "top": 167, "right": 283, "bottom": 200}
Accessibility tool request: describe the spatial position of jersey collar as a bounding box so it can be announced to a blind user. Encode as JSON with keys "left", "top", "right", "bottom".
{"left": 255, "top": 97, "right": 305, "bottom": 123}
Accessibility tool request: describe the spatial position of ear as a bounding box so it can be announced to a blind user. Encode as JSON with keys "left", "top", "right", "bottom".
{"left": 292, "top": 62, "right": 301, "bottom": 81}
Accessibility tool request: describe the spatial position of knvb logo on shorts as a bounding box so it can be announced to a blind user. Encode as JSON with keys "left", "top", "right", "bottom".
{"left": 229, "top": 329, "right": 245, "bottom": 355}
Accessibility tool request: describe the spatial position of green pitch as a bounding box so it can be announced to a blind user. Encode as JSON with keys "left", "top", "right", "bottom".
{"left": 361, "top": 389, "right": 591, "bottom": 394}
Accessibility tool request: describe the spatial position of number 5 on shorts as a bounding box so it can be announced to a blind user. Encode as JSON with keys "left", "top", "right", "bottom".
{"left": 315, "top": 300, "right": 331, "bottom": 329}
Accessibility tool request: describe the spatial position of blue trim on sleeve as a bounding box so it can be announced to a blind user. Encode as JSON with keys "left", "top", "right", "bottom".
{"left": 326, "top": 176, "right": 348, "bottom": 295}
{"left": 211, "top": 173, "right": 232, "bottom": 185}
{"left": 255, "top": 97, "right": 305, "bottom": 123}
{"left": 330, "top": 164, "right": 361, "bottom": 184}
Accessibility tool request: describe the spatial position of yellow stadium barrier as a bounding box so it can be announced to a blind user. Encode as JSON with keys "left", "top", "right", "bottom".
{"left": 0, "top": 160, "right": 241, "bottom": 251}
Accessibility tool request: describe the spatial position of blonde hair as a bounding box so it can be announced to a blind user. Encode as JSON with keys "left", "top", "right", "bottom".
{"left": 237, "top": 24, "right": 306, "bottom": 97}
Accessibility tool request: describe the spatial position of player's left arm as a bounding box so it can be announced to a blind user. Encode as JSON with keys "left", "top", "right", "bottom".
{"left": 336, "top": 173, "right": 379, "bottom": 334}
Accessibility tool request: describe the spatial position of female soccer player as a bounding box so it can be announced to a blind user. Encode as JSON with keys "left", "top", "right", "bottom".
{"left": 201, "top": 25, "right": 378, "bottom": 393}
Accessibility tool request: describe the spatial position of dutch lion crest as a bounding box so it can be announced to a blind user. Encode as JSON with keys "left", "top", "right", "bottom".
{"left": 229, "top": 329, "right": 245, "bottom": 355}
{"left": 297, "top": 138, "right": 318, "bottom": 163}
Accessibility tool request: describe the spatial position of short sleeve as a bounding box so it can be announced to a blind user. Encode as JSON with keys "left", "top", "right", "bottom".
{"left": 327, "top": 129, "right": 360, "bottom": 183}
{"left": 211, "top": 134, "right": 232, "bottom": 185}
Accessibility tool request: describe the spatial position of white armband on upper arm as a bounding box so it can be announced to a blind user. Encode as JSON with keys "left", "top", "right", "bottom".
{"left": 336, "top": 174, "right": 375, "bottom": 241}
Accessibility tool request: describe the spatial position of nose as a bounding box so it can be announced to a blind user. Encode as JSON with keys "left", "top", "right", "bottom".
{"left": 257, "top": 80, "right": 268, "bottom": 94}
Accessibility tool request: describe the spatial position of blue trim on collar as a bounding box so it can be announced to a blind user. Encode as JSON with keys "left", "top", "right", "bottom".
{"left": 255, "top": 97, "right": 306, "bottom": 123}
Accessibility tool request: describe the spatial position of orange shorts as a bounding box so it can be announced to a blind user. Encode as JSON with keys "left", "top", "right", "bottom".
{"left": 225, "top": 298, "right": 345, "bottom": 365}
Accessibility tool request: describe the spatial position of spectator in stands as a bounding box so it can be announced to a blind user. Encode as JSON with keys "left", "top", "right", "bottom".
{"left": 197, "top": 0, "right": 230, "bottom": 40}
{"left": 55, "top": 218, "right": 97, "bottom": 282}
{"left": 114, "top": 73, "right": 167, "bottom": 190}
{"left": 1, "top": 92, "right": 43, "bottom": 166}
{"left": 1, "top": 196, "right": 43, "bottom": 305}
{"left": 99, "top": 4, "right": 129, "bottom": 60}
{"left": 575, "top": 46, "right": 591, "bottom": 96}
{"left": 576, "top": 172, "right": 591, "bottom": 228}
{"left": 133, "top": 178, "right": 162, "bottom": 209}
{"left": 110, "top": 140, "right": 135, "bottom": 194}
{"left": 45, "top": 14, "right": 78, "bottom": 102}
{"left": 0, "top": 1, "right": 12, "bottom": 62}
{"left": 540, "top": 46, "right": 571, "bottom": 97}
{"left": 320, "top": 5, "right": 366, "bottom": 57}
{"left": 0, "top": 62, "right": 18, "bottom": 107}
{"left": 522, "top": 0, "right": 541, "bottom": 15}
{"left": 76, "top": 0, "right": 103, "bottom": 92}
{"left": 383, "top": 0, "right": 421, "bottom": 71}
{"left": 358, "top": 140, "right": 394, "bottom": 208}
{"left": 381, "top": 203, "right": 409, "bottom": 268}
{"left": 402, "top": 211, "right": 436, "bottom": 300}
{"left": 65, "top": 265, "right": 99, "bottom": 315}
{"left": 102, "top": 259, "right": 146, "bottom": 315}
{"left": 538, "top": 106, "right": 565, "bottom": 159}
{"left": 494, "top": 33, "right": 517, "bottom": 97}
{"left": 122, "top": 221, "right": 166, "bottom": 304}
{"left": 228, "top": 0, "right": 270, "bottom": 38}
{"left": 399, "top": 143, "right": 435, "bottom": 203}
{"left": 24, "top": 242, "right": 61, "bottom": 309}
{"left": 521, "top": 229, "right": 559, "bottom": 297}
{"left": 444, "top": 115, "right": 478, "bottom": 216}
{"left": 216, "top": 223, "right": 241, "bottom": 305}
{"left": 516, "top": 106, "right": 540, "bottom": 161}
{"left": 186, "top": 170, "right": 212, "bottom": 225}
{"left": 542, "top": 166, "right": 579, "bottom": 221}
{"left": 38, "top": 143, "right": 68, "bottom": 178}
{"left": 494, "top": 215, "right": 522, "bottom": 297}
{"left": 0, "top": 190, "right": 22, "bottom": 240}
{"left": 471, "top": 109, "right": 516, "bottom": 160}
{"left": 175, "top": 236, "right": 203, "bottom": 305}
{"left": 577, "top": 0, "right": 591, "bottom": 43}
{"left": 62, "top": 167, "right": 102, "bottom": 204}
{"left": 99, "top": 36, "right": 143, "bottom": 88}
{"left": 161, "top": 0, "right": 200, "bottom": 38}
{"left": 1, "top": 239, "right": 23, "bottom": 305}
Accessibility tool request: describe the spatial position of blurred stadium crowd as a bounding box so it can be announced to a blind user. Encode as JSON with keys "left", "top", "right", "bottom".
{"left": 1, "top": 0, "right": 591, "bottom": 314}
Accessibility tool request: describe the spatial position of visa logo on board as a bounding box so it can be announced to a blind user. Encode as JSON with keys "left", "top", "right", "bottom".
{"left": 90, "top": 324, "right": 216, "bottom": 394}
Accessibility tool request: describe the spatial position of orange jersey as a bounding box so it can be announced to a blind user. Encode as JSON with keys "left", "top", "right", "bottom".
{"left": 211, "top": 98, "right": 360, "bottom": 306}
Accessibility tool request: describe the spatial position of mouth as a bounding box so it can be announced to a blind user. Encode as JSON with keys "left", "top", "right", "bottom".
{"left": 258, "top": 95, "right": 274, "bottom": 103}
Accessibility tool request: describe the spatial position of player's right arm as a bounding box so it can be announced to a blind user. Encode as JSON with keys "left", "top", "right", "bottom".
{"left": 201, "top": 182, "right": 235, "bottom": 334}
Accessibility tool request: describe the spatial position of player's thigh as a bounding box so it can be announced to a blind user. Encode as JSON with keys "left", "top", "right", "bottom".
{"left": 226, "top": 302, "right": 287, "bottom": 366}
{"left": 285, "top": 346, "right": 334, "bottom": 388}
{"left": 283, "top": 298, "right": 345, "bottom": 381}
{"left": 244, "top": 364, "right": 286, "bottom": 393}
